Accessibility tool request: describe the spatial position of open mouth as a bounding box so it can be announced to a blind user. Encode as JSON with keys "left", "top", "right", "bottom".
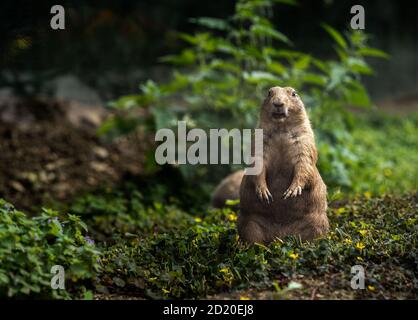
{"left": 272, "top": 112, "right": 287, "bottom": 120}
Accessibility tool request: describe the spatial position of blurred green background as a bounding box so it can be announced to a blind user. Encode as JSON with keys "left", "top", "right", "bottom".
{"left": 1, "top": 0, "right": 417, "bottom": 101}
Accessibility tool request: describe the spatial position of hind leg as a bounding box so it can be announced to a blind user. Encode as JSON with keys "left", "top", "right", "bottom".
{"left": 301, "top": 213, "right": 329, "bottom": 240}
{"left": 237, "top": 217, "right": 267, "bottom": 244}
{"left": 278, "top": 213, "right": 329, "bottom": 241}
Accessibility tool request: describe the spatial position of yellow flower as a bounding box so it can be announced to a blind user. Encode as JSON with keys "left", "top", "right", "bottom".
{"left": 367, "top": 285, "right": 376, "bottom": 292}
{"left": 15, "top": 38, "right": 30, "bottom": 49}
{"left": 289, "top": 253, "right": 299, "bottom": 260}
{"left": 336, "top": 207, "right": 346, "bottom": 215}
{"left": 219, "top": 267, "right": 230, "bottom": 274}
{"left": 344, "top": 238, "right": 353, "bottom": 245}
{"left": 355, "top": 242, "right": 366, "bottom": 250}
{"left": 240, "top": 296, "right": 250, "bottom": 300}
{"left": 391, "top": 234, "right": 400, "bottom": 241}
{"left": 358, "top": 229, "right": 367, "bottom": 237}
{"left": 162, "top": 288, "right": 170, "bottom": 294}
{"left": 194, "top": 217, "right": 202, "bottom": 223}
{"left": 228, "top": 213, "right": 238, "bottom": 221}
{"left": 364, "top": 191, "right": 372, "bottom": 199}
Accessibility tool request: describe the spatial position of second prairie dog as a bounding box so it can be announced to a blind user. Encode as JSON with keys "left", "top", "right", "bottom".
{"left": 238, "top": 86, "right": 329, "bottom": 244}
{"left": 211, "top": 170, "right": 244, "bottom": 209}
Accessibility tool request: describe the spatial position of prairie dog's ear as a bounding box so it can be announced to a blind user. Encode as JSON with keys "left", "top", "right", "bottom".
{"left": 267, "top": 88, "right": 273, "bottom": 97}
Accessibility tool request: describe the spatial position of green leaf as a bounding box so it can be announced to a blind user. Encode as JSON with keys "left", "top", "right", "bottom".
{"left": 347, "top": 57, "right": 374, "bottom": 75}
{"left": 251, "top": 24, "right": 290, "bottom": 44}
{"left": 178, "top": 33, "right": 199, "bottom": 45}
{"left": 243, "top": 71, "right": 279, "bottom": 83}
{"left": 344, "top": 80, "right": 371, "bottom": 107}
{"left": 357, "top": 47, "right": 390, "bottom": 59}
{"left": 161, "top": 72, "right": 190, "bottom": 93}
{"left": 209, "top": 59, "right": 241, "bottom": 74}
{"left": 294, "top": 55, "right": 311, "bottom": 70}
{"left": 267, "top": 62, "right": 286, "bottom": 75}
{"left": 321, "top": 24, "right": 347, "bottom": 49}
{"left": 159, "top": 50, "right": 196, "bottom": 65}
{"left": 83, "top": 290, "right": 94, "bottom": 300}
{"left": 108, "top": 95, "right": 146, "bottom": 110}
{"left": 189, "top": 17, "right": 229, "bottom": 30}
{"left": 225, "top": 199, "right": 240, "bottom": 206}
{"left": 273, "top": 0, "right": 298, "bottom": 5}
{"left": 97, "top": 115, "right": 140, "bottom": 139}
{"left": 301, "top": 73, "right": 327, "bottom": 86}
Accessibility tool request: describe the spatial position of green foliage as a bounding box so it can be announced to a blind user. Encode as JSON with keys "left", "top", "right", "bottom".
{"left": 95, "top": 193, "right": 417, "bottom": 299}
{"left": 70, "top": 188, "right": 194, "bottom": 241}
{"left": 103, "top": 0, "right": 386, "bottom": 192}
{"left": 68, "top": 169, "right": 212, "bottom": 241}
{"left": 348, "top": 112, "right": 418, "bottom": 194}
{"left": 307, "top": 110, "right": 418, "bottom": 196}
{"left": 0, "top": 200, "right": 100, "bottom": 299}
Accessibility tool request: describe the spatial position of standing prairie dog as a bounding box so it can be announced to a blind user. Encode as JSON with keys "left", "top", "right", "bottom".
{"left": 238, "top": 86, "right": 328, "bottom": 244}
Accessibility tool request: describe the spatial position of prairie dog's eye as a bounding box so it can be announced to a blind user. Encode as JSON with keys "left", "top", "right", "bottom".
{"left": 291, "top": 90, "right": 297, "bottom": 97}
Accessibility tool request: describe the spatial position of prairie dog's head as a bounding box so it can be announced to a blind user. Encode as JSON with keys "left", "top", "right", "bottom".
{"left": 261, "top": 86, "right": 305, "bottom": 125}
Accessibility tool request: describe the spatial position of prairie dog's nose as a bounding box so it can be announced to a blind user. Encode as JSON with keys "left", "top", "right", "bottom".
{"left": 273, "top": 101, "right": 284, "bottom": 109}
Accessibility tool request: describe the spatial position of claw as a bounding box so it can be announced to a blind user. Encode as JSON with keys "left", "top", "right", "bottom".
{"left": 257, "top": 186, "right": 273, "bottom": 203}
{"left": 283, "top": 188, "right": 292, "bottom": 199}
{"left": 283, "top": 185, "right": 302, "bottom": 199}
{"left": 265, "top": 189, "right": 273, "bottom": 203}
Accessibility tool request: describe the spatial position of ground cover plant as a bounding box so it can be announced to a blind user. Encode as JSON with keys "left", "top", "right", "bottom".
{"left": 2, "top": 177, "right": 416, "bottom": 299}
{"left": 92, "top": 192, "right": 417, "bottom": 299}
{"left": 0, "top": 200, "right": 100, "bottom": 299}
{"left": 0, "top": 0, "right": 416, "bottom": 300}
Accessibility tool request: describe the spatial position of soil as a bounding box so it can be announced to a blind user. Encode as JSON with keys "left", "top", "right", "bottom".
{"left": 376, "top": 91, "right": 418, "bottom": 114}
{"left": 348, "top": 91, "right": 418, "bottom": 114}
{"left": 207, "top": 273, "right": 414, "bottom": 300}
{"left": 0, "top": 94, "right": 149, "bottom": 211}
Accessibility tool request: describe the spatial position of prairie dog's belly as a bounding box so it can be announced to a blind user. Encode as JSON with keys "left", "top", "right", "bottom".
{"left": 266, "top": 167, "right": 292, "bottom": 195}
{"left": 241, "top": 130, "right": 322, "bottom": 218}
{"left": 261, "top": 156, "right": 318, "bottom": 221}
{"left": 264, "top": 137, "right": 296, "bottom": 195}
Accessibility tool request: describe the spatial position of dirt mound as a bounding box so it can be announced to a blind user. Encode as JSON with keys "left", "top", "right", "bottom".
{"left": 0, "top": 95, "right": 148, "bottom": 211}
{"left": 376, "top": 91, "right": 418, "bottom": 114}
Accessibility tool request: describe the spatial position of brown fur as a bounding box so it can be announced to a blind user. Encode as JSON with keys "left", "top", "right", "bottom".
{"left": 211, "top": 170, "right": 244, "bottom": 209}
{"left": 238, "top": 86, "right": 329, "bottom": 244}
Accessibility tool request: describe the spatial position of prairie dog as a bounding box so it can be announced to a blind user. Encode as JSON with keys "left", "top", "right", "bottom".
{"left": 238, "top": 86, "right": 328, "bottom": 244}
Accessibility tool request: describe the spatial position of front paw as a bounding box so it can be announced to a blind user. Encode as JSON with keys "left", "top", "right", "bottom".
{"left": 283, "top": 184, "right": 302, "bottom": 199}
{"left": 256, "top": 185, "right": 273, "bottom": 203}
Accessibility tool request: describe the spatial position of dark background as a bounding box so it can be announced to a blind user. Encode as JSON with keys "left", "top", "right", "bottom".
{"left": 1, "top": 0, "right": 417, "bottom": 104}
